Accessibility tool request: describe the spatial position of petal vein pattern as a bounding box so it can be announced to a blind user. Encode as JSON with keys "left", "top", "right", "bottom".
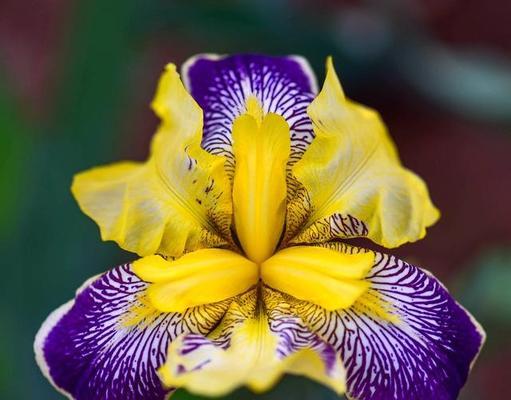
{"left": 34, "top": 263, "right": 230, "bottom": 400}
{"left": 291, "top": 57, "right": 439, "bottom": 248}
{"left": 71, "top": 64, "right": 232, "bottom": 258}
{"left": 159, "top": 288, "right": 346, "bottom": 397}
{"left": 290, "top": 249, "right": 485, "bottom": 400}
{"left": 182, "top": 54, "right": 317, "bottom": 174}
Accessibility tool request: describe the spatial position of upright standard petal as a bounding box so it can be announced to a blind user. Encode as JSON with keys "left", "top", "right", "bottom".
{"left": 71, "top": 64, "right": 232, "bottom": 258}
{"left": 291, "top": 246, "right": 485, "bottom": 400}
{"left": 159, "top": 288, "right": 346, "bottom": 397}
{"left": 231, "top": 103, "right": 290, "bottom": 263}
{"left": 34, "top": 263, "right": 230, "bottom": 400}
{"left": 182, "top": 54, "right": 317, "bottom": 173}
{"left": 290, "top": 57, "right": 439, "bottom": 248}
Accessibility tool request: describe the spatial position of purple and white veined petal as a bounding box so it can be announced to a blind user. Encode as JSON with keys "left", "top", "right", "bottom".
{"left": 293, "top": 247, "right": 485, "bottom": 400}
{"left": 263, "top": 286, "right": 346, "bottom": 393}
{"left": 158, "top": 288, "right": 346, "bottom": 397}
{"left": 34, "top": 263, "right": 230, "bottom": 400}
{"left": 182, "top": 54, "right": 318, "bottom": 172}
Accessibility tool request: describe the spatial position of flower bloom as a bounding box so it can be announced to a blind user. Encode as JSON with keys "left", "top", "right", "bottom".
{"left": 35, "top": 54, "right": 485, "bottom": 400}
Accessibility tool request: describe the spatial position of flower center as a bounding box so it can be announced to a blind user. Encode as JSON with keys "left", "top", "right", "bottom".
{"left": 133, "top": 246, "right": 373, "bottom": 313}
{"left": 133, "top": 98, "right": 373, "bottom": 314}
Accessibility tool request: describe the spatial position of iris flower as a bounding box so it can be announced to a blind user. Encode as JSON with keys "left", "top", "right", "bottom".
{"left": 35, "top": 54, "right": 485, "bottom": 400}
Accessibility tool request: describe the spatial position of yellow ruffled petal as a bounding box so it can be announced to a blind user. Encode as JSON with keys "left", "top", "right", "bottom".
{"left": 290, "top": 57, "right": 439, "bottom": 248}
{"left": 261, "top": 245, "right": 373, "bottom": 310}
{"left": 72, "top": 64, "right": 232, "bottom": 257}
{"left": 232, "top": 99, "right": 290, "bottom": 263}
{"left": 158, "top": 289, "right": 346, "bottom": 397}
{"left": 132, "top": 249, "right": 258, "bottom": 313}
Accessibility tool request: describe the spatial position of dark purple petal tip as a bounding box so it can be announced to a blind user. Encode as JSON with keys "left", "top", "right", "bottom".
{"left": 34, "top": 264, "right": 172, "bottom": 400}
{"left": 335, "top": 253, "right": 484, "bottom": 400}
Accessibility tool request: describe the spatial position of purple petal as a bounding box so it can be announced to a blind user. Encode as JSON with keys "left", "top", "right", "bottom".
{"left": 264, "top": 287, "right": 341, "bottom": 375}
{"left": 159, "top": 288, "right": 345, "bottom": 395}
{"left": 34, "top": 263, "right": 229, "bottom": 400}
{"left": 182, "top": 54, "right": 317, "bottom": 168}
{"left": 176, "top": 288, "right": 341, "bottom": 372}
{"left": 295, "top": 251, "right": 485, "bottom": 400}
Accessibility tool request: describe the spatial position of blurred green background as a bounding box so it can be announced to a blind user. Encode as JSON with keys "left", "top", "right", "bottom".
{"left": 1, "top": 0, "right": 510, "bottom": 399}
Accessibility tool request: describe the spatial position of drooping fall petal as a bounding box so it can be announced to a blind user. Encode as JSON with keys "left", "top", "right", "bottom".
{"left": 34, "top": 263, "right": 230, "bottom": 400}
{"left": 291, "top": 244, "right": 485, "bottom": 400}
{"left": 159, "top": 288, "right": 346, "bottom": 397}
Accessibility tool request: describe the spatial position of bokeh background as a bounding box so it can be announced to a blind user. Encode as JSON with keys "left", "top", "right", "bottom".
{"left": 1, "top": 0, "right": 510, "bottom": 399}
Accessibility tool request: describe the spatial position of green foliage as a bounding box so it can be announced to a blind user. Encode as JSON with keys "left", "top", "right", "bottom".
{"left": 455, "top": 249, "right": 511, "bottom": 349}
{"left": 400, "top": 45, "right": 511, "bottom": 125}
{"left": 0, "top": 71, "right": 32, "bottom": 234}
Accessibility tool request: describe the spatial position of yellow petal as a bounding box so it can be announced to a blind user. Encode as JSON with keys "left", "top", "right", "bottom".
{"left": 158, "top": 289, "right": 346, "bottom": 397}
{"left": 132, "top": 249, "right": 258, "bottom": 313}
{"left": 291, "top": 57, "right": 439, "bottom": 248}
{"left": 261, "top": 245, "right": 373, "bottom": 310}
{"left": 72, "top": 64, "right": 232, "bottom": 257}
{"left": 232, "top": 100, "right": 290, "bottom": 263}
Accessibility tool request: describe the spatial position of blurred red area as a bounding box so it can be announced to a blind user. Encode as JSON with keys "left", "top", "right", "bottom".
{"left": 424, "top": 0, "right": 511, "bottom": 54}
{"left": 0, "top": 0, "right": 72, "bottom": 117}
{"left": 385, "top": 98, "right": 511, "bottom": 280}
